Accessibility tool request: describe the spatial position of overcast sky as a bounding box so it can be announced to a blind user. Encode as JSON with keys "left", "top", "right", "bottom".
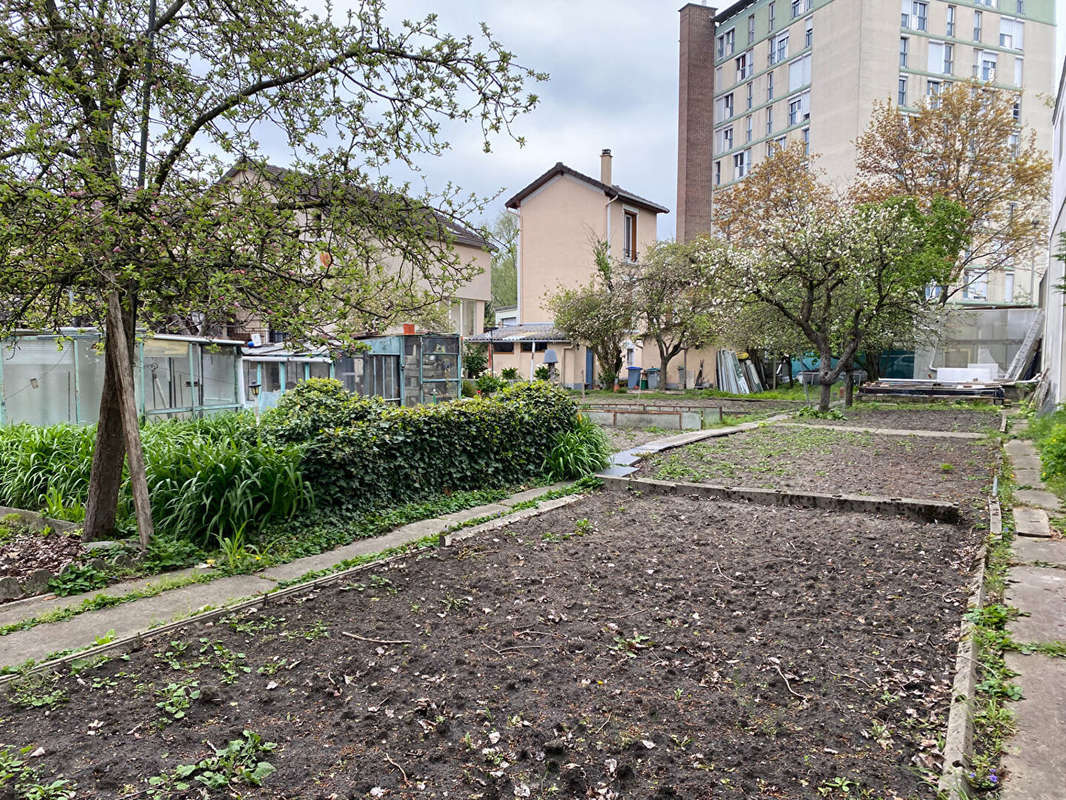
{"left": 264, "top": 1, "right": 1065, "bottom": 241}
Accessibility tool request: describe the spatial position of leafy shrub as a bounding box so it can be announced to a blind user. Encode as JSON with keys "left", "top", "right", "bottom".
{"left": 475, "top": 374, "right": 507, "bottom": 395}
{"left": 49, "top": 563, "right": 111, "bottom": 596}
{"left": 258, "top": 378, "right": 387, "bottom": 444}
{"left": 500, "top": 367, "right": 519, "bottom": 380}
{"left": 1039, "top": 423, "right": 1066, "bottom": 481}
{"left": 533, "top": 364, "right": 551, "bottom": 381}
{"left": 302, "top": 382, "right": 579, "bottom": 510}
{"left": 143, "top": 535, "right": 206, "bottom": 573}
{"left": 463, "top": 342, "right": 488, "bottom": 378}
{"left": 797, "top": 406, "right": 846, "bottom": 421}
{"left": 461, "top": 379, "right": 477, "bottom": 398}
{"left": 543, "top": 415, "right": 611, "bottom": 481}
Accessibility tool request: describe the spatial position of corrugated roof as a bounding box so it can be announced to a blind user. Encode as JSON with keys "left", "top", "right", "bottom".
{"left": 467, "top": 323, "right": 571, "bottom": 343}
{"left": 504, "top": 163, "right": 670, "bottom": 214}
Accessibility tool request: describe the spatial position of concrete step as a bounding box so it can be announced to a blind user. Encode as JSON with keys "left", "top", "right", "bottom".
{"left": 1013, "top": 489, "right": 1062, "bottom": 513}
{"left": 1014, "top": 507, "right": 1051, "bottom": 539}
{"left": 1013, "top": 538, "right": 1066, "bottom": 567}
{"left": 1006, "top": 439, "right": 1039, "bottom": 459}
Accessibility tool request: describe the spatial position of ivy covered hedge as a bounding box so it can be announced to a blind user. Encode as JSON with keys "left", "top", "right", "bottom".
{"left": 298, "top": 381, "right": 580, "bottom": 510}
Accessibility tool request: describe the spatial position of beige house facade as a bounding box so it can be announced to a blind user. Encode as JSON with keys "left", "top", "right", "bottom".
{"left": 1040, "top": 55, "right": 1066, "bottom": 407}
{"left": 678, "top": 0, "right": 1056, "bottom": 305}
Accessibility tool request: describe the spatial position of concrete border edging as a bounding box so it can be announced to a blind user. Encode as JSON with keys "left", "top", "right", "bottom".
{"left": 937, "top": 495, "right": 995, "bottom": 799}
{"left": 601, "top": 475, "right": 960, "bottom": 523}
{"left": 439, "top": 494, "right": 587, "bottom": 547}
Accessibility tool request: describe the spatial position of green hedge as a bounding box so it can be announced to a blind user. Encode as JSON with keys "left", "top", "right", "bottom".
{"left": 301, "top": 382, "right": 579, "bottom": 510}
{"left": 257, "top": 378, "right": 388, "bottom": 444}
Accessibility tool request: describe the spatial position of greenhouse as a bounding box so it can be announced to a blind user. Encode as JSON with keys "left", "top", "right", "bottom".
{"left": 0, "top": 329, "right": 244, "bottom": 426}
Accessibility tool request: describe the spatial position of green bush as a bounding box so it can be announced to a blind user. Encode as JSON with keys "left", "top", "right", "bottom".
{"left": 500, "top": 367, "right": 519, "bottom": 380}
{"left": 258, "top": 378, "right": 387, "bottom": 444}
{"left": 463, "top": 342, "right": 488, "bottom": 378}
{"left": 543, "top": 415, "right": 611, "bottom": 481}
{"left": 302, "top": 382, "right": 579, "bottom": 510}
{"left": 475, "top": 374, "right": 507, "bottom": 395}
{"left": 461, "top": 379, "right": 477, "bottom": 398}
{"left": 1039, "top": 423, "right": 1066, "bottom": 481}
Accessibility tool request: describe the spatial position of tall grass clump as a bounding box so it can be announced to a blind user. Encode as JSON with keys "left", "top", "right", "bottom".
{"left": 0, "top": 423, "right": 95, "bottom": 509}
{"left": 542, "top": 415, "right": 611, "bottom": 481}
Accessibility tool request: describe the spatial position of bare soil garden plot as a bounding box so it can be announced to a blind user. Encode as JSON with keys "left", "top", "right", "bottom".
{"left": 599, "top": 425, "right": 673, "bottom": 453}
{"left": 798, "top": 405, "right": 1000, "bottom": 433}
{"left": 639, "top": 426, "right": 997, "bottom": 519}
{"left": 1, "top": 492, "right": 980, "bottom": 799}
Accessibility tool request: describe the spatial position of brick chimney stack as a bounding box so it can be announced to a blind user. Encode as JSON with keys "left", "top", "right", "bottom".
{"left": 676, "top": 3, "right": 716, "bottom": 242}
{"left": 600, "top": 148, "right": 613, "bottom": 186}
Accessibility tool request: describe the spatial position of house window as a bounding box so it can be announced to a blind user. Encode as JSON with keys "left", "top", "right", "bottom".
{"left": 914, "top": 2, "right": 927, "bottom": 31}
{"left": 1000, "top": 18, "right": 1023, "bottom": 50}
{"left": 789, "top": 53, "right": 811, "bottom": 91}
{"left": 724, "top": 29, "right": 735, "bottom": 56}
{"left": 1004, "top": 272, "right": 1015, "bottom": 303}
{"left": 733, "top": 150, "right": 751, "bottom": 179}
{"left": 944, "top": 43, "right": 953, "bottom": 74}
{"left": 722, "top": 126, "right": 733, "bottom": 151}
{"left": 973, "top": 10, "right": 982, "bottom": 42}
{"left": 962, "top": 269, "right": 988, "bottom": 301}
{"left": 802, "top": 127, "right": 810, "bottom": 154}
{"left": 1014, "top": 57, "right": 1023, "bottom": 86}
{"left": 805, "top": 16, "right": 813, "bottom": 48}
{"left": 1008, "top": 132, "right": 1019, "bottom": 156}
{"left": 1013, "top": 98, "right": 1021, "bottom": 120}
{"left": 946, "top": 4, "right": 955, "bottom": 36}
{"left": 768, "top": 0, "right": 775, "bottom": 30}
{"left": 748, "top": 14, "right": 756, "bottom": 42}
{"left": 788, "top": 93, "right": 811, "bottom": 127}
{"left": 899, "top": 37, "right": 908, "bottom": 68}
{"left": 928, "top": 41, "right": 951, "bottom": 74}
{"left": 979, "top": 51, "right": 997, "bottom": 81}
{"left": 724, "top": 92, "right": 734, "bottom": 118}
{"left": 767, "top": 71, "right": 775, "bottom": 100}
{"left": 623, "top": 210, "right": 637, "bottom": 261}
{"left": 898, "top": 76, "right": 908, "bottom": 105}
{"left": 766, "top": 105, "right": 774, "bottom": 134}
{"left": 746, "top": 114, "right": 753, "bottom": 142}
{"left": 717, "top": 34, "right": 725, "bottom": 58}
{"left": 790, "top": 0, "right": 800, "bottom": 18}
{"left": 747, "top": 81, "right": 753, "bottom": 109}
{"left": 714, "top": 160, "right": 721, "bottom": 186}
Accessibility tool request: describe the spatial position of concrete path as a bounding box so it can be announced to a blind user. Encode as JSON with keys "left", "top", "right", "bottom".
{"left": 0, "top": 483, "right": 571, "bottom": 668}
{"left": 1001, "top": 435, "right": 1066, "bottom": 800}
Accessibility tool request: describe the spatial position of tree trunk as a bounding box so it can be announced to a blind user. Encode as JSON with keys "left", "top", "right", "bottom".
{"left": 106, "top": 292, "right": 154, "bottom": 550}
{"left": 864, "top": 350, "right": 881, "bottom": 382}
{"left": 818, "top": 352, "right": 833, "bottom": 412}
{"left": 82, "top": 298, "right": 137, "bottom": 541}
{"left": 660, "top": 351, "right": 674, "bottom": 391}
{"left": 844, "top": 370, "right": 855, "bottom": 408}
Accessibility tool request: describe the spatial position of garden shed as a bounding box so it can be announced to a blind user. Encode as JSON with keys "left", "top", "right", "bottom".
{"left": 0, "top": 329, "right": 243, "bottom": 426}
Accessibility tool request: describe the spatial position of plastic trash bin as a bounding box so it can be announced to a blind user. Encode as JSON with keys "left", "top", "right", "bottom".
{"left": 627, "top": 366, "right": 642, "bottom": 389}
{"left": 646, "top": 368, "right": 661, "bottom": 390}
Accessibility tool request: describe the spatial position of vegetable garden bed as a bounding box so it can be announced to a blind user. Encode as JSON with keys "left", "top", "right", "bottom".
{"left": 638, "top": 426, "right": 997, "bottom": 521}
{"left": 0, "top": 490, "right": 981, "bottom": 798}
{"left": 798, "top": 404, "right": 1000, "bottom": 433}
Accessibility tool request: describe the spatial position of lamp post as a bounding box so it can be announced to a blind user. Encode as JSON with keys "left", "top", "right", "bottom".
{"left": 248, "top": 381, "right": 262, "bottom": 425}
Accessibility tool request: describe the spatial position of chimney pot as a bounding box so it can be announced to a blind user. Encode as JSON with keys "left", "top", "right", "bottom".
{"left": 600, "top": 149, "right": 613, "bottom": 186}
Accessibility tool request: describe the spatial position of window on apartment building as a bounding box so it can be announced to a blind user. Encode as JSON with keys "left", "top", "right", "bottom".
{"left": 973, "top": 10, "right": 982, "bottom": 42}
{"left": 928, "top": 41, "right": 952, "bottom": 74}
{"left": 1014, "top": 57, "right": 1023, "bottom": 86}
{"left": 804, "top": 0, "right": 812, "bottom": 10}
{"left": 927, "top": 79, "right": 942, "bottom": 107}
{"left": 790, "top": 0, "right": 800, "bottom": 18}
{"left": 717, "top": 34, "right": 724, "bottom": 59}
{"left": 802, "top": 127, "right": 810, "bottom": 155}
{"left": 737, "top": 51, "right": 753, "bottom": 81}
{"left": 767, "top": 70, "right": 775, "bottom": 100}
{"left": 771, "top": 32, "right": 789, "bottom": 65}
{"left": 714, "top": 160, "right": 722, "bottom": 186}
{"left": 898, "top": 76, "right": 908, "bottom": 105}
{"left": 717, "top": 125, "right": 734, "bottom": 153}
{"left": 746, "top": 115, "right": 753, "bottom": 142}
{"left": 789, "top": 53, "right": 812, "bottom": 91}
{"left": 946, "top": 5, "right": 955, "bottom": 36}
{"left": 1000, "top": 18, "right": 1024, "bottom": 50}
{"left": 1008, "top": 132, "right": 1019, "bottom": 157}
{"left": 1003, "top": 272, "right": 1015, "bottom": 303}
{"left": 973, "top": 0, "right": 991, "bottom": 6}
{"left": 978, "top": 50, "right": 997, "bottom": 81}
{"left": 914, "top": 2, "right": 927, "bottom": 31}
{"left": 623, "top": 210, "right": 637, "bottom": 261}
{"left": 787, "top": 92, "right": 810, "bottom": 126}
{"left": 899, "top": 37, "right": 908, "bottom": 68}
{"left": 734, "top": 150, "right": 750, "bottom": 179}
{"left": 747, "top": 81, "right": 754, "bottom": 109}
{"left": 768, "top": 0, "right": 776, "bottom": 31}
{"left": 724, "top": 92, "right": 734, "bottom": 117}
{"left": 1012, "top": 98, "right": 1021, "bottom": 120}
{"left": 766, "top": 105, "right": 774, "bottom": 134}
{"left": 805, "top": 16, "right": 813, "bottom": 48}
{"left": 724, "top": 29, "right": 736, "bottom": 56}
{"left": 1016, "top": 0, "right": 1024, "bottom": 12}
{"left": 748, "top": 14, "right": 756, "bottom": 42}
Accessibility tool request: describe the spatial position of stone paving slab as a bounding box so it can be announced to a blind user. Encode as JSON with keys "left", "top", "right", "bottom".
{"left": 1014, "top": 489, "right": 1062, "bottom": 513}
{"left": 1006, "top": 566, "right": 1066, "bottom": 643}
{"left": 1006, "top": 439, "right": 1039, "bottom": 458}
{"left": 0, "top": 566, "right": 213, "bottom": 628}
{"left": 0, "top": 575, "right": 276, "bottom": 666}
{"left": 498, "top": 483, "right": 570, "bottom": 506}
{"left": 1013, "top": 468, "right": 1044, "bottom": 488}
{"left": 1014, "top": 507, "right": 1051, "bottom": 538}
{"left": 1011, "top": 454, "right": 1043, "bottom": 472}
{"left": 1013, "top": 537, "right": 1066, "bottom": 567}
{"left": 1001, "top": 653, "right": 1066, "bottom": 800}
